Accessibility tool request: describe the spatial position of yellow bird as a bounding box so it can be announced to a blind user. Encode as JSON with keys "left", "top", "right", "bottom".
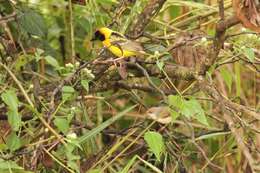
{"left": 91, "top": 27, "right": 145, "bottom": 58}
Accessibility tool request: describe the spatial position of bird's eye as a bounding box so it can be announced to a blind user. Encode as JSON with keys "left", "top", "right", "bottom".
{"left": 94, "top": 31, "right": 105, "bottom": 41}
{"left": 95, "top": 31, "right": 100, "bottom": 37}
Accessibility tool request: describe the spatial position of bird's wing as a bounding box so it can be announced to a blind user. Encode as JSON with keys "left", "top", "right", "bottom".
{"left": 110, "top": 39, "right": 144, "bottom": 53}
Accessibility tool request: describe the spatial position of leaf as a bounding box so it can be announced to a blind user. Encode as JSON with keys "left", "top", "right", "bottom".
{"left": 234, "top": 62, "right": 241, "bottom": 97}
{"left": 195, "top": 131, "right": 231, "bottom": 141}
{"left": 96, "top": 0, "right": 118, "bottom": 5}
{"left": 220, "top": 68, "right": 232, "bottom": 92}
{"left": 19, "top": 8, "right": 47, "bottom": 37}
{"left": 136, "top": 155, "right": 163, "bottom": 173}
{"left": 168, "top": 5, "right": 181, "bottom": 19}
{"left": 54, "top": 117, "right": 69, "bottom": 134}
{"left": 7, "top": 110, "right": 21, "bottom": 131}
{"left": 81, "top": 80, "right": 89, "bottom": 93}
{"left": 156, "top": 60, "right": 164, "bottom": 71}
{"left": 6, "top": 132, "right": 21, "bottom": 152}
{"left": 181, "top": 99, "right": 209, "bottom": 126}
{"left": 87, "top": 169, "right": 103, "bottom": 173}
{"left": 1, "top": 90, "right": 19, "bottom": 111}
{"left": 0, "top": 159, "right": 23, "bottom": 170}
{"left": 244, "top": 47, "right": 255, "bottom": 62}
{"left": 144, "top": 131, "right": 165, "bottom": 161}
{"left": 168, "top": 95, "right": 184, "bottom": 110}
{"left": 79, "top": 105, "right": 137, "bottom": 144}
{"left": 44, "top": 56, "right": 60, "bottom": 69}
{"left": 168, "top": 95, "right": 209, "bottom": 126}
{"left": 168, "top": 108, "right": 179, "bottom": 120}
{"left": 119, "top": 155, "right": 137, "bottom": 173}
{"left": 62, "top": 86, "right": 75, "bottom": 101}
{"left": 168, "top": 95, "right": 183, "bottom": 120}
{"left": 15, "top": 54, "right": 35, "bottom": 71}
{"left": 1, "top": 90, "right": 21, "bottom": 131}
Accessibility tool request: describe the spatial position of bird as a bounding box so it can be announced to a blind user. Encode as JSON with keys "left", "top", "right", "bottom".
{"left": 146, "top": 106, "right": 172, "bottom": 124}
{"left": 91, "top": 27, "right": 146, "bottom": 58}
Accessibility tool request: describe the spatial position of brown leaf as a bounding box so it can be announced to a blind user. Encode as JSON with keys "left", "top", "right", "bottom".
{"left": 233, "top": 0, "right": 260, "bottom": 32}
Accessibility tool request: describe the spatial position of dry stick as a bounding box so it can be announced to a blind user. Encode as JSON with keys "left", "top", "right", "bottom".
{"left": 134, "top": 62, "right": 167, "bottom": 101}
{"left": 42, "top": 147, "right": 75, "bottom": 173}
{"left": 197, "top": 77, "right": 259, "bottom": 172}
{"left": 183, "top": 118, "right": 223, "bottom": 171}
{"left": 223, "top": 112, "right": 256, "bottom": 173}
{"left": 101, "top": 121, "right": 156, "bottom": 171}
{"left": 0, "top": 62, "right": 66, "bottom": 145}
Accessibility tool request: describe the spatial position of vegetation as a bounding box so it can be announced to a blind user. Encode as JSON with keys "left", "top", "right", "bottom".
{"left": 0, "top": 0, "right": 259, "bottom": 172}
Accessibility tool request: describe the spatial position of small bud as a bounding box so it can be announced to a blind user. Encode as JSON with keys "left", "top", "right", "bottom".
{"left": 65, "top": 63, "right": 74, "bottom": 68}
{"left": 75, "top": 61, "right": 80, "bottom": 67}
{"left": 201, "top": 37, "right": 207, "bottom": 42}
{"left": 29, "top": 84, "right": 34, "bottom": 89}
{"left": 241, "top": 27, "right": 247, "bottom": 32}
{"left": 67, "top": 132, "right": 77, "bottom": 139}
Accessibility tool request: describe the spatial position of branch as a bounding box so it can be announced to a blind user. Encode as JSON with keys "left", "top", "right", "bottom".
{"left": 199, "top": 15, "right": 240, "bottom": 74}
{"left": 127, "top": 0, "right": 166, "bottom": 38}
{"left": 197, "top": 77, "right": 260, "bottom": 121}
{"left": 0, "top": 12, "right": 16, "bottom": 24}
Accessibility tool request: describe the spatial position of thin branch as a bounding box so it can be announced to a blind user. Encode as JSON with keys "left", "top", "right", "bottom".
{"left": 0, "top": 12, "right": 16, "bottom": 24}
{"left": 127, "top": 0, "right": 167, "bottom": 38}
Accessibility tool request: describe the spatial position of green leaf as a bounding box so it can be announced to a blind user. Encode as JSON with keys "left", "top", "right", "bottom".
{"left": 0, "top": 159, "right": 23, "bottom": 170}
{"left": 7, "top": 110, "right": 21, "bottom": 131}
{"left": 1, "top": 90, "right": 19, "bottom": 111}
{"left": 168, "top": 95, "right": 208, "bottom": 125}
{"left": 144, "top": 131, "right": 165, "bottom": 161}
{"left": 168, "top": 95, "right": 182, "bottom": 108}
{"left": 195, "top": 131, "right": 231, "bottom": 141}
{"left": 54, "top": 117, "right": 69, "bottom": 134}
{"left": 181, "top": 99, "right": 209, "bottom": 126}
{"left": 79, "top": 105, "right": 137, "bottom": 144}
{"left": 87, "top": 169, "right": 103, "bottom": 173}
{"left": 220, "top": 68, "right": 232, "bottom": 92}
{"left": 1, "top": 90, "right": 21, "bottom": 131}
{"left": 119, "top": 155, "right": 137, "bottom": 173}
{"left": 6, "top": 132, "right": 21, "bottom": 152}
{"left": 234, "top": 62, "right": 241, "bottom": 97}
{"left": 244, "top": 47, "right": 255, "bottom": 62}
{"left": 44, "top": 55, "right": 60, "bottom": 69}
{"left": 96, "top": 0, "right": 118, "bottom": 4}
{"left": 168, "top": 5, "right": 181, "bottom": 19}
{"left": 168, "top": 95, "right": 183, "bottom": 120}
{"left": 19, "top": 8, "right": 47, "bottom": 37}
{"left": 62, "top": 86, "right": 75, "bottom": 101}
{"left": 168, "top": 108, "right": 179, "bottom": 120}
{"left": 81, "top": 80, "right": 89, "bottom": 93}
{"left": 156, "top": 60, "right": 164, "bottom": 71}
{"left": 15, "top": 54, "right": 35, "bottom": 71}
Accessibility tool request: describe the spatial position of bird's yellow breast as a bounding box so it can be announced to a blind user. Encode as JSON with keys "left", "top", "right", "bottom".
{"left": 102, "top": 40, "right": 136, "bottom": 57}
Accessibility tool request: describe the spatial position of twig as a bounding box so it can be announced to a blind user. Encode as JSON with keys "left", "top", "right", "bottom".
{"left": 0, "top": 12, "right": 16, "bottom": 24}
{"left": 127, "top": 0, "right": 167, "bottom": 38}
{"left": 0, "top": 62, "right": 66, "bottom": 145}
{"left": 134, "top": 62, "right": 167, "bottom": 101}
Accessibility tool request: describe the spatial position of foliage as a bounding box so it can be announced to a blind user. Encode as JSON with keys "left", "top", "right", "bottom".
{"left": 0, "top": 0, "right": 259, "bottom": 173}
